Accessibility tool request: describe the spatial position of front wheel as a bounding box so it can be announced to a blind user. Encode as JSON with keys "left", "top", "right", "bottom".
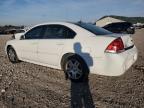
{"left": 7, "top": 47, "right": 20, "bottom": 63}
{"left": 63, "top": 55, "right": 89, "bottom": 82}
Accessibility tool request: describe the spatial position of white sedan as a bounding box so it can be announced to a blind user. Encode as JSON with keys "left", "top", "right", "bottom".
{"left": 5, "top": 22, "right": 138, "bottom": 82}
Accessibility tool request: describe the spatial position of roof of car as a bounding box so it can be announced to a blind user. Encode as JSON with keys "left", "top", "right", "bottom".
{"left": 35, "top": 21, "right": 74, "bottom": 26}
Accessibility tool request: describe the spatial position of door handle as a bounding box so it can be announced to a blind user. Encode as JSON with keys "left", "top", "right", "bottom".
{"left": 31, "top": 42, "right": 38, "bottom": 45}
{"left": 57, "top": 43, "right": 64, "bottom": 45}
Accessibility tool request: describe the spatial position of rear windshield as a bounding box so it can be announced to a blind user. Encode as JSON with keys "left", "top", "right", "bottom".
{"left": 74, "top": 22, "right": 112, "bottom": 35}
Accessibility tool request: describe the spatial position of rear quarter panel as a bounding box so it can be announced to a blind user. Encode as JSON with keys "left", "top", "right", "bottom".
{"left": 85, "top": 36, "right": 116, "bottom": 58}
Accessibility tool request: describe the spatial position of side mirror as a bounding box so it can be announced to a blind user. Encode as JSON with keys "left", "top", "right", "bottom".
{"left": 20, "top": 35, "right": 25, "bottom": 40}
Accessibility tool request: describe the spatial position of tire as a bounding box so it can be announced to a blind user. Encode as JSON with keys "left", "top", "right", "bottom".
{"left": 7, "top": 46, "right": 20, "bottom": 63}
{"left": 63, "top": 55, "right": 89, "bottom": 82}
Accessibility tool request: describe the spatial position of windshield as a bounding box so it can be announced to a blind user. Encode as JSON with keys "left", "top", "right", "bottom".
{"left": 74, "top": 22, "right": 112, "bottom": 35}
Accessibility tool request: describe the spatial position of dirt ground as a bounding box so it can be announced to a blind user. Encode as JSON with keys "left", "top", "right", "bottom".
{"left": 0, "top": 29, "right": 144, "bottom": 108}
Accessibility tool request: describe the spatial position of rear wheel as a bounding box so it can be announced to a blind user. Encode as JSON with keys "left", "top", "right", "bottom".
{"left": 7, "top": 47, "right": 20, "bottom": 63}
{"left": 63, "top": 55, "right": 89, "bottom": 82}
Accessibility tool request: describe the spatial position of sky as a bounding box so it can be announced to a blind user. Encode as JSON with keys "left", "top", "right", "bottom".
{"left": 0, "top": 0, "right": 144, "bottom": 25}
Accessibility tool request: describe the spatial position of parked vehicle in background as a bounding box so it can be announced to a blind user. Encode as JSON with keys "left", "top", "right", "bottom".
{"left": 133, "top": 23, "right": 144, "bottom": 29}
{"left": 5, "top": 22, "right": 137, "bottom": 82}
{"left": 16, "top": 29, "right": 26, "bottom": 33}
{"left": 103, "top": 22, "right": 135, "bottom": 34}
{"left": 12, "top": 29, "right": 26, "bottom": 39}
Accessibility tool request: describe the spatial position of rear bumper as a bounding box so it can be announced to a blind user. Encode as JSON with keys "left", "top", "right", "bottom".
{"left": 90, "top": 46, "right": 138, "bottom": 76}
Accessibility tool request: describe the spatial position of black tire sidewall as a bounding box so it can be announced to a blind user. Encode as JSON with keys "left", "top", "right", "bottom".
{"left": 7, "top": 47, "right": 19, "bottom": 63}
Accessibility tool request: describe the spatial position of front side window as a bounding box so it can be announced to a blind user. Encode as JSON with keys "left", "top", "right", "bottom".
{"left": 43, "top": 25, "right": 76, "bottom": 39}
{"left": 25, "top": 26, "right": 44, "bottom": 39}
{"left": 65, "top": 28, "right": 76, "bottom": 39}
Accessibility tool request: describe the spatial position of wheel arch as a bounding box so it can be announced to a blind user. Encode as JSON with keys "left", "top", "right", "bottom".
{"left": 7, "top": 45, "right": 13, "bottom": 50}
{"left": 60, "top": 53, "right": 90, "bottom": 73}
{"left": 6, "top": 45, "right": 15, "bottom": 53}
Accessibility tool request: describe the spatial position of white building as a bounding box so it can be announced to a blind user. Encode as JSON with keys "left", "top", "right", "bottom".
{"left": 96, "top": 16, "right": 125, "bottom": 27}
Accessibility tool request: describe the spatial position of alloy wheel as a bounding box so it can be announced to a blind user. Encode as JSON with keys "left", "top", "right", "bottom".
{"left": 66, "top": 59, "right": 83, "bottom": 80}
{"left": 8, "top": 48, "right": 16, "bottom": 62}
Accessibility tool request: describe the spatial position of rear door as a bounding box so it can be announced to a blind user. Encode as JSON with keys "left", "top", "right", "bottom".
{"left": 38, "top": 24, "right": 76, "bottom": 66}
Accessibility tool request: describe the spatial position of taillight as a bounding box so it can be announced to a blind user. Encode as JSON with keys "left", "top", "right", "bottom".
{"left": 105, "top": 37, "right": 124, "bottom": 53}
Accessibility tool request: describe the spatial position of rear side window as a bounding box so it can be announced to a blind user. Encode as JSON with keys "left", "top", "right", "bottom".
{"left": 65, "top": 27, "right": 76, "bottom": 39}
{"left": 25, "top": 26, "right": 44, "bottom": 39}
{"left": 75, "top": 22, "right": 112, "bottom": 35}
{"left": 43, "top": 25, "right": 76, "bottom": 39}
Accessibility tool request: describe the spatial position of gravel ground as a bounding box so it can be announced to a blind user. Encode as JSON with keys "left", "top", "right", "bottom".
{"left": 0, "top": 29, "right": 144, "bottom": 108}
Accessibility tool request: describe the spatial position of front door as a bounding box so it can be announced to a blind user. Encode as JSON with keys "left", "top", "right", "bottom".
{"left": 18, "top": 25, "right": 44, "bottom": 62}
